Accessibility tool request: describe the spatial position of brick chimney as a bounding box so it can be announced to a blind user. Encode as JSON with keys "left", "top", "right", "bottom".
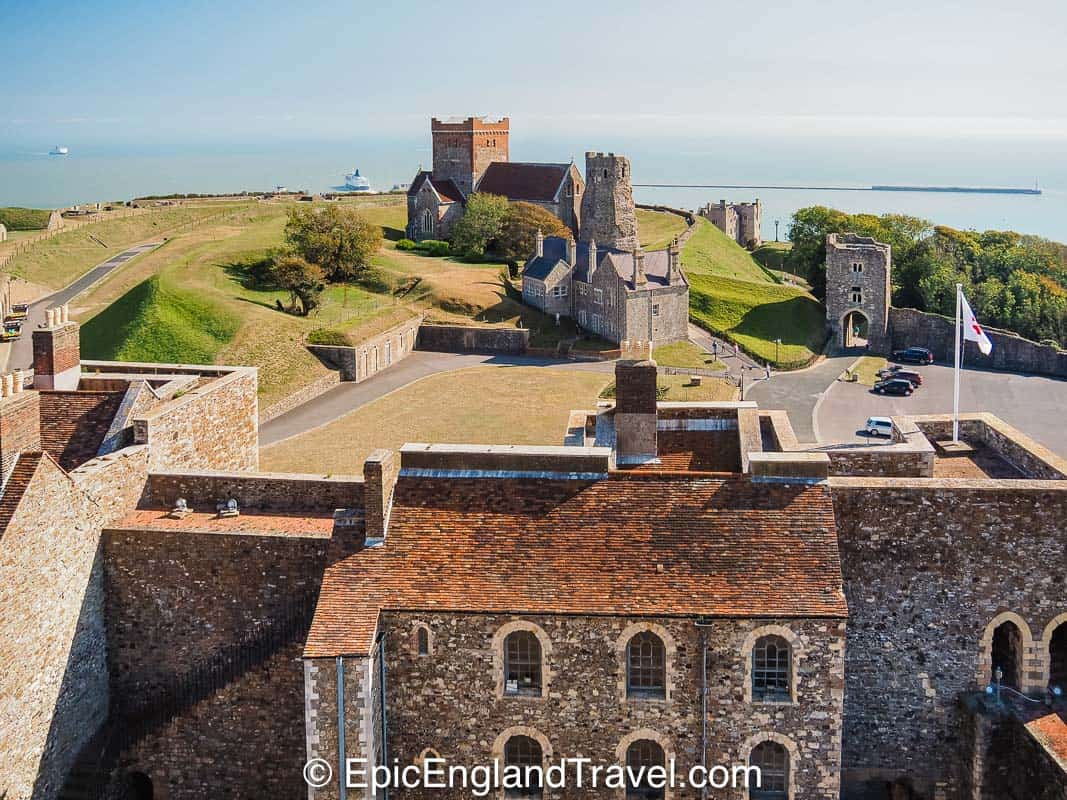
{"left": 614, "top": 357, "right": 658, "bottom": 464}
{"left": 363, "top": 448, "right": 398, "bottom": 543}
{"left": 0, "top": 371, "right": 41, "bottom": 478}
{"left": 33, "top": 305, "right": 80, "bottom": 391}
{"left": 535, "top": 228, "right": 544, "bottom": 258}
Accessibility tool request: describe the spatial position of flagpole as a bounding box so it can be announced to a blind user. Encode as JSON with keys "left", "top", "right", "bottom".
{"left": 953, "top": 283, "right": 962, "bottom": 442}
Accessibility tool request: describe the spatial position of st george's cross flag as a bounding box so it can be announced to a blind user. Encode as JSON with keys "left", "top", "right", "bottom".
{"left": 960, "top": 290, "right": 994, "bottom": 355}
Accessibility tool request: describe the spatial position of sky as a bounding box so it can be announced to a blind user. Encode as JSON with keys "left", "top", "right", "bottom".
{"left": 3, "top": 0, "right": 1066, "bottom": 145}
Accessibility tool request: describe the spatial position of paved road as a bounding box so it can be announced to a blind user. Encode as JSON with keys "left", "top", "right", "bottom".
{"left": 259, "top": 351, "right": 613, "bottom": 447}
{"left": 746, "top": 354, "right": 857, "bottom": 443}
{"left": 818, "top": 361, "right": 1067, "bottom": 455}
{"left": 686, "top": 323, "right": 759, "bottom": 380}
{"left": 3, "top": 241, "right": 162, "bottom": 372}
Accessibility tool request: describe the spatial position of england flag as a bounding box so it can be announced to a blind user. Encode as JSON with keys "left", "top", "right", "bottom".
{"left": 960, "top": 291, "right": 993, "bottom": 355}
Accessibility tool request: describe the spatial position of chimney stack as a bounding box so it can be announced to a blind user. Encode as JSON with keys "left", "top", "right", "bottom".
{"left": 613, "top": 356, "right": 658, "bottom": 465}
{"left": 33, "top": 307, "right": 81, "bottom": 391}
{"left": 634, "top": 249, "right": 647, "bottom": 287}
{"left": 667, "top": 238, "right": 680, "bottom": 282}
{"left": 535, "top": 228, "right": 544, "bottom": 258}
{"left": 588, "top": 240, "right": 598, "bottom": 278}
{"left": 567, "top": 237, "right": 577, "bottom": 267}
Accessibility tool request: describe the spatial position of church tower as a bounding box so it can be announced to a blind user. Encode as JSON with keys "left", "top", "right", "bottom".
{"left": 580, "top": 152, "right": 638, "bottom": 251}
{"left": 430, "top": 116, "right": 510, "bottom": 197}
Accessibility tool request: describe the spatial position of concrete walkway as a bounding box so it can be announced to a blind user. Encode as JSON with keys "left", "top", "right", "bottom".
{"left": 746, "top": 353, "right": 856, "bottom": 443}
{"left": 259, "top": 351, "right": 614, "bottom": 447}
{"left": 2, "top": 241, "right": 163, "bottom": 372}
{"left": 686, "top": 323, "right": 759, "bottom": 381}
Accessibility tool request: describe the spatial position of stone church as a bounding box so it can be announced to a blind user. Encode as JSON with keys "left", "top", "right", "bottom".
{"left": 521, "top": 152, "right": 690, "bottom": 346}
{"left": 405, "top": 116, "right": 583, "bottom": 240}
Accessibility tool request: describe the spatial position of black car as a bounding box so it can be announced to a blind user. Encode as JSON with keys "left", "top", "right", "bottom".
{"left": 874, "top": 378, "right": 914, "bottom": 396}
{"left": 892, "top": 346, "right": 934, "bottom": 365}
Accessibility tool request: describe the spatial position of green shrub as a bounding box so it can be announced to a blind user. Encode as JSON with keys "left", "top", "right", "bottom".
{"left": 307, "top": 328, "right": 353, "bottom": 347}
{"left": 0, "top": 207, "right": 52, "bottom": 230}
{"left": 423, "top": 240, "right": 452, "bottom": 257}
{"left": 396, "top": 238, "right": 417, "bottom": 251}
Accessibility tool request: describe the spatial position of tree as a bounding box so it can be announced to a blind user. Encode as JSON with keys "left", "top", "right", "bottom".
{"left": 270, "top": 254, "right": 325, "bottom": 316}
{"left": 497, "top": 201, "right": 571, "bottom": 265}
{"left": 285, "top": 204, "right": 382, "bottom": 282}
{"left": 450, "top": 193, "right": 509, "bottom": 258}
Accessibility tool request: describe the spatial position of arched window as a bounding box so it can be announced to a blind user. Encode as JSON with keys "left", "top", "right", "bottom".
{"left": 1050, "top": 622, "right": 1067, "bottom": 690}
{"left": 625, "top": 739, "right": 666, "bottom": 799}
{"left": 416, "top": 626, "right": 430, "bottom": 656}
{"left": 991, "top": 620, "right": 1024, "bottom": 689}
{"left": 504, "top": 631, "right": 542, "bottom": 695}
{"left": 503, "top": 735, "right": 543, "bottom": 798}
{"left": 626, "top": 632, "right": 666, "bottom": 699}
{"left": 749, "top": 741, "right": 788, "bottom": 800}
{"left": 752, "top": 636, "right": 791, "bottom": 702}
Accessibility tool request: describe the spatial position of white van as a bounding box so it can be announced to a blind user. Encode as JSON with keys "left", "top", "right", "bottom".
{"left": 865, "top": 416, "right": 893, "bottom": 438}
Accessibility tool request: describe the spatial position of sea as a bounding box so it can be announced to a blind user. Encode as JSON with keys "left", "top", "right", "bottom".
{"left": 2, "top": 131, "right": 1065, "bottom": 243}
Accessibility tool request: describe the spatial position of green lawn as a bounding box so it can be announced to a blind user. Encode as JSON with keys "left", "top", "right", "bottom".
{"left": 652, "top": 340, "right": 725, "bottom": 371}
{"left": 688, "top": 273, "right": 826, "bottom": 368}
{"left": 636, "top": 209, "right": 688, "bottom": 250}
{"left": 599, "top": 374, "right": 736, "bottom": 402}
{"left": 848, "top": 355, "right": 888, "bottom": 386}
{"left": 682, "top": 219, "right": 778, "bottom": 283}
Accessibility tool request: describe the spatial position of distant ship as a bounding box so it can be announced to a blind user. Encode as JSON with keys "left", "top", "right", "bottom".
{"left": 49, "top": 145, "right": 69, "bottom": 156}
{"left": 343, "top": 169, "right": 372, "bottom": 192}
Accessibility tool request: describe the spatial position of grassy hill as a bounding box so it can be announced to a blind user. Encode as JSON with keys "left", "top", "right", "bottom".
{"left": 688, "top": 273, "right": 826, "bottom": 367}
{"left": 81, "top": 274, "right": 241, "bottom": 364}
{"left": 0, "top": 207, "right": 52, "bottom": 231}
{"left": 682, "top": 218, "right": 779, "bottom": 283}
{"left": 636, "top": 209, "right": 688, "bottom": 250}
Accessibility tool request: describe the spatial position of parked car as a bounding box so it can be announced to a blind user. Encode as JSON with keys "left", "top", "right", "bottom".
{"left": 877, "top": 365, "right": 903, "bottom": 379}
{"left": 874, "top": 378, "right": 914, "bottom": 396}
{"left": 7, "top": 304, "right": 29, "bottom": 320}
{"left": 865, "top": 416, "right": 894, "bottom": 437}
{"left": 892, "top": 370, "right": 923, "bottom": 386}
{"left": 892, "top": 346, "right": 934, "bottom": 364}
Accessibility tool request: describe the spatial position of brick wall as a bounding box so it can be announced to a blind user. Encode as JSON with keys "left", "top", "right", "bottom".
{"left": 133, "top": 368, "right": 258, "bottom": 472}
{"left": 0, "top": 391, "right": 41, "bottom": 478}
{"left": 830, "top": 478, "right": 1067, "bottom": 798}
{"left": 142, "top": 470, "right": 364, "bottom": 511}
{"left": 416, "top": 323, "right": 529, "bottom": 355}
{"left": 888, "top": 306, "right": 1067, "bottom": 377}
{"left": 306, "top": 612, "right": 846, "bottom": 800}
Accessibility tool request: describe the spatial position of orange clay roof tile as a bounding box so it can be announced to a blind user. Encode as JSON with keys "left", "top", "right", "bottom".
{"left": 304, "top": 472, "right": 845, "bottom": 658}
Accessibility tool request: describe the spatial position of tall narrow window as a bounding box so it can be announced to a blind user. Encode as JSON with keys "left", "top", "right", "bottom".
{"left": 503, "top": 735, "right": 543, "bottom": 798}
{"left": 416, "top": 627, "right": 430, "bottom": 656}
{"left": 504, "top": 631, "right": 542, "bottom": 695}
{"left": 851, "top": 287, "right": 863, "bottom": 303}
{"left": 752, "top": 636, "right": 791, "bottom": 702}
{"left": 625, "top": 740, "right": 666, "bottom": 800}
{"left": 1051, "top": 623, "right": 1067, "bottom": 690}
{"left": 749, "top": 741, "right": 788, "bottom": 800}
{"left": 627, "top": 632, "right": 666, "bottom": 699}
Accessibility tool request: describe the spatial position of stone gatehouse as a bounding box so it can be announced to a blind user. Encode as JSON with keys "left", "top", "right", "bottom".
{"left": 825, "top": 232, "right": 892, "bottom": 352}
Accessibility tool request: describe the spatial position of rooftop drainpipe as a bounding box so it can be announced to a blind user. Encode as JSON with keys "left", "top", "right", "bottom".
{"left": 337, "top": 656, "right": 347, "bottom": 800}
{"left": 695, "top": 618, "right": 714, "bottom": 800}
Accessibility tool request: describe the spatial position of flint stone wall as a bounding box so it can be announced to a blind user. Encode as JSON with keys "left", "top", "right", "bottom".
{"left": 416, "top": 323, "right": 529, "bottom": 355}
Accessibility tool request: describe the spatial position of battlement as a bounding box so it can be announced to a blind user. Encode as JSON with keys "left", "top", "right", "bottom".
{"left": 827, "top": 232, "right": 891, "bottom": 252}
{"left": 431, "top": 115, "right": 509, "bottom": 131}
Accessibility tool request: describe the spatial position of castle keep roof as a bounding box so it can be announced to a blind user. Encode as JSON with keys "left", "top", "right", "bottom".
{"left": 475, "top": 162, "right": 572, "bottom": 203}
{"left": 304, "top": 471, "right": 845, "bottom": 657}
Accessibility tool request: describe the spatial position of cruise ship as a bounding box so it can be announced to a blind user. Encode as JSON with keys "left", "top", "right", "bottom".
{"left": 49, "top": 145, "right": 69, "bottom": 156}
{"left": 343, "top": 169, "right": 372, "bottom": 192}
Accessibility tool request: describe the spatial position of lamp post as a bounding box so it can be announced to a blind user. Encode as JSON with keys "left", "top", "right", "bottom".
{"left": 775, "top": 338, "right": 781, "bottom": 366}
{"left": 774, "top": 219, "right": 780, "bottom": 242}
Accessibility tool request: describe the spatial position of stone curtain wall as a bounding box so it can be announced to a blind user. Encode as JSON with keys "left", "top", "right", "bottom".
{"left": 133, "top": 368, "right": 258, "bottom": 472}
{"left": 416, "top": 323, "right": 529, "bottom": 355}
{"left": 889, "top": 306, "right": 1067, "bottom": 377}
{"left": 142, "top": 470, "right": 365, "bottom": 511}
{"left": 912, "top": 414, "right": 1067, "bottom": 480}
{"left": 260, "top": 370, "right": 340, "bottom": 423}
{"left": 824, "top": 445, "right": 934, "bottom": 478}
{"left": 307, "top": 611, "right": 846, "bottom": 800}
{"left": 830, "top": 478, "right": 1067, "bottom": 799}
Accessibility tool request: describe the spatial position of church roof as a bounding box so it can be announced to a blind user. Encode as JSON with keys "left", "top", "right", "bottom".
{"left": 406, "top": 171, "right": 464, "bottom": 204}
{"left": 304, "top": 472, "right": 846, "bottom": 657}
{"left": 476, "top": 162, "right": 572, "bottom": 203}
{"left": 522, "top": 236, "right": 687, "bottom": 290}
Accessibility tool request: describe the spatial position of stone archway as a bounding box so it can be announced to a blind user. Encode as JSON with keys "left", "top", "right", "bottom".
{"left": 841, "top": 309, "right": 870, "bottom": 349}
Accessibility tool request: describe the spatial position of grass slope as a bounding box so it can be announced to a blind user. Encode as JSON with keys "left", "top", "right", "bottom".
{"left": 652, "top": 341, "right": 725, "bottom": 371}
{"left": 0, "top": 207, "right": 51, "bottom": 231}
{"left": 682, "top": 219, "right": 778, "bottom": 283}
{"left": 688, "top": 273, "right": 826, "bottom": 367}
{"left": 81, "top": 275, "right": 240, "bottom": 364}
{"left": 6, "top": 203, "right": 248, "bottom": 289}
{"left": 636, "top": 209, "right": 688, "bottom": 250}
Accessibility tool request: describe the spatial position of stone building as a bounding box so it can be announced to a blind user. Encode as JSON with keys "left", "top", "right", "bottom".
{"left": 580, "top": 152, "right": 638, "bottom": 251}
{"left": 406, "top": 116, "right": 584, "bottom": 240}
{"left": 825, "top": 232, "right": 892, "bottom": 352}
{"left": 0, "top": 223, "right": 7, "bottom": 242}
{"left": 700, "top": 199, "right": 762, "bottom": 248}
{"left": 1, "top": 305, "right": 1066, "bottom": 799}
